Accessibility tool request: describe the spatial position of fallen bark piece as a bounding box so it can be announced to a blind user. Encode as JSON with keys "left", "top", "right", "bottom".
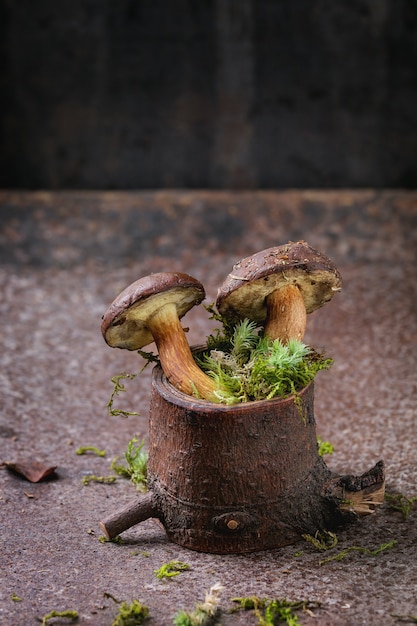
{"left": 4, "top": 458, "right": 57, "bottom": 483}
{"left": 325, "top": 460, "right": 386, "bottom": 516}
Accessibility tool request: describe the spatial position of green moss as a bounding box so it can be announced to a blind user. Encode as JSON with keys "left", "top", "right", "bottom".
{"left": 107, "top": 373, "right": 140, "bottom": 418}
{"left": 11, "top": 594, "right": 22, "bottom": 602}
{"left": 231, "top": 596, "right": 320, "bottom": 625}
{"left": 197, "top": 319, "right": 332, "bottom": 405}
{"left": 317, "top": 436, "right": 334, "bottom": 457}
{"left": 385, "top": 492, "right": 417, "bottom": 519}
{"left": 76, "top": 446, "right": 106, "bottom": 457}
{"left": 82, "top": 475, "right": 116, "bottom": 485}
{"left": 154, "top": 561, "right": 190, "bottom": 579}
{"left": 232, "top": 597, "right": 267, "bottom": 612}
{"left": 302, "top": 530, "right": 338, "bottom": 551}
{"left": 111, "top": 599, "right": 149, "bottom": 625}
{"left": 302, "top": 530, "right": 397, "bottom": 566}
{"left": 107, "top": 310, "right": 332, "bottom": 409}
{"left": 40, "top": 609, "right": 78, "bottom": 625}
{"left": 319, "top": 540, "right": 397, "bottom": 566}
{"left": 99, "top": 535, "right": 122, "bottom": 544}
{"left": 111, "top": 437, "right": 148, "bottom": 491}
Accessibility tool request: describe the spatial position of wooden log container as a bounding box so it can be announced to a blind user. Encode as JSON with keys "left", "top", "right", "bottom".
{"left": 100, "top": 358, "right": 385, "bottom": 554}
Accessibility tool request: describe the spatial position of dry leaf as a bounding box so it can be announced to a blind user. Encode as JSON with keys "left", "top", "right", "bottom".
{"left": 5, "top": 459, "right": 57, "bottom": 483}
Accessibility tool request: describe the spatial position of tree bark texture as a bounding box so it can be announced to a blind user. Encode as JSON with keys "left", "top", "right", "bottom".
{"left": 100, "top": 363, "right": 385, "bottom": 553}
{"left": 146, "top": 365, "right": 383, "bottom": 553}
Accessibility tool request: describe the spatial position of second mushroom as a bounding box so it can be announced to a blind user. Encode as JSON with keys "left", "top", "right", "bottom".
{"left": 216, "top": 241, "right": 342, "bottom": 343}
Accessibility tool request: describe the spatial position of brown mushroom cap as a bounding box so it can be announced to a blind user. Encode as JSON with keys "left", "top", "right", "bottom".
{"left": 102, "top": 272, "right": 206, "bottom": 350}
{"left": 216, "top": 241, "right": 341, "bottom": 323}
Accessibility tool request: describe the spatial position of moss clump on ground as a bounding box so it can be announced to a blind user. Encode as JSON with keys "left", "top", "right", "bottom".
{"left": 154, "top": 561, "right": 190, "bottom": 579}
{"left": 40, "top": 609, "right": 78, "bottom": 625}
{"left": 111, "top": 437, "right": 148, "bottom": 491}
{"left": 111, "top": 599, "right": 149, "bottom": 625}
{"left": 232, "top": 596, "right": 320, "bottom": 625}
{"left": 385, "top": 492, "right": 417, "bottom": 519}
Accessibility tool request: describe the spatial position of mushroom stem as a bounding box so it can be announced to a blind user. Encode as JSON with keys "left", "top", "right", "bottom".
{"left": 148, "top": 302, "right": 218, "bottom": 401}
{"left": 265, "top": 284, "right": 307, "bottom": 343}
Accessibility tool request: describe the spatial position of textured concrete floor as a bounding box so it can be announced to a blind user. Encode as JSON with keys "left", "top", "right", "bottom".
{"left": 0, "top": 190, "right": 416, "bottom": 625}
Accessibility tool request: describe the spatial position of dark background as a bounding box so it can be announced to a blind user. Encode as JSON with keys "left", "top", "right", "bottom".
{"left": 1, "top": 0, "right": 416, "bottom": 190}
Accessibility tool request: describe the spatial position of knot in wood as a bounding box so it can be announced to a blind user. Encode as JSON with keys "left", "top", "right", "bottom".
{"left": 227, "top": 519, "right": 239, "bottom": 530}
{"left": 211, "top": 511, "right": 257, "bottom": 534}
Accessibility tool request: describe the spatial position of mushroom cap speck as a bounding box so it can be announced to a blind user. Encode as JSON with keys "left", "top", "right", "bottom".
{"left": 102, "top": 272, "right": 206, "bottom": 350}
{"left": 216, "top": 241, "right": 341, "bottom": 323}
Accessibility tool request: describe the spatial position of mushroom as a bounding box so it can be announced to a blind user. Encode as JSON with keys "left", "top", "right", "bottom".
{"left": 102, "top": 272, "right": 218, "bottom": 401}
{"left": 216, "top": 241, "right": 341, "bottom": 343}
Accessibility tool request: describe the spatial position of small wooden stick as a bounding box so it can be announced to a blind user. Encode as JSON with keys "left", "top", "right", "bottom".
{"left": 100, "top": 491, "right": 158, "bottom": 539}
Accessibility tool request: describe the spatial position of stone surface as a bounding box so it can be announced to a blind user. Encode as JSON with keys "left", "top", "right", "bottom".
{"left": 0, "top": 190, "right": 417, "bottom": 625}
